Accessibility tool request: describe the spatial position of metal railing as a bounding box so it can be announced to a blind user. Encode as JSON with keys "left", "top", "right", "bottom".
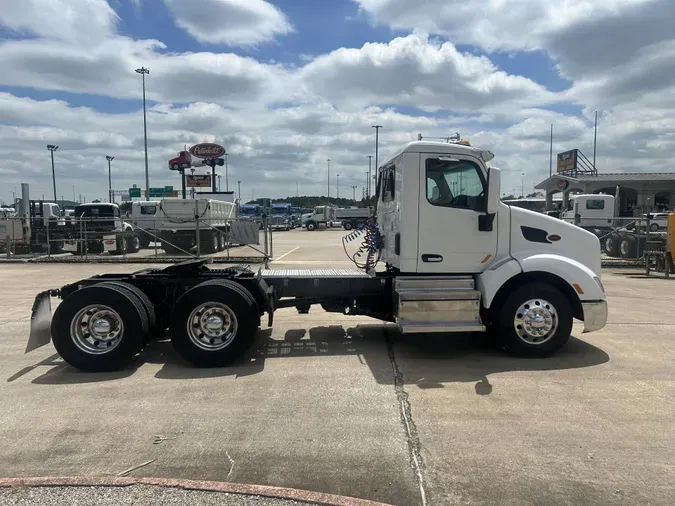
{"left": 1, "top": 214, "right": 275, "bottom": 265}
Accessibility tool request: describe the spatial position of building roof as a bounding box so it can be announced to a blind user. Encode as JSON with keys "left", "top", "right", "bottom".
{"left": 536, "top": 172, "right": 675, "bottom": 189}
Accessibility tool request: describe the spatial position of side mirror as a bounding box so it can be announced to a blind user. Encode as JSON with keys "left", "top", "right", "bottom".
{"left": 486, "top": 167, "right": 501, "bottom": 214}
{"left": 479, "top": 167, "right": 501, "bottom": 232}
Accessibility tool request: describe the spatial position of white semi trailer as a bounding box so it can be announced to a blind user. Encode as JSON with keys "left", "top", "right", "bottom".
{"left": 29, "top": 140, "right": 607, "bottom": 372}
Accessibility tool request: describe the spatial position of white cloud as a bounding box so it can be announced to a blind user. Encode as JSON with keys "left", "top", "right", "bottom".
{"left": 163, "top": 0, "right": 292, "bottom": 46}
{"left": 0, "top": 0, "right": 118, "bottom": 44}
{"left": 0, "top": 37, "right": 291, "bottom": 105}
{"left": 299, "top": 33, "right": 555, "bottom": 113}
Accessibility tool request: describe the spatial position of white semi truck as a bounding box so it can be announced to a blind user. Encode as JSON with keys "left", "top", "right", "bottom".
{"left": 28, "top": 140, "right": 607, "bottom": 372}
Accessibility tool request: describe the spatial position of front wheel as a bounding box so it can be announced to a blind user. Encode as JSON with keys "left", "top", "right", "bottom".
{"left": 496, "top": 282, "right": 573, "bottom": 358}
{"left": 306, "top": 221, "right": 317, "bottom": 231}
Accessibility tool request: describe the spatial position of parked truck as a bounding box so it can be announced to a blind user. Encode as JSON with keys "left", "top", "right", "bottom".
{"left": 28, "top": 139, "right": 607, "bottom": 372}
{"left": 239, "top": 203, "right": 263, "bottom": 229}
{"left": 336, "top": 207, "right": 372, "bottom": 230}
{"left": 304, "top": 205, "right": 336, "bottom": 230}
{"left": 157, "top": 198, "right": 237, "bottom": 254}
{"left": 269, "top": 203, "right": 293, "bottom": 231}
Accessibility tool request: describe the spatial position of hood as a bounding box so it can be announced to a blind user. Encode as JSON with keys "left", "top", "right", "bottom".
{"left": 509, "top": 206, "right": 601, "bottom": 276}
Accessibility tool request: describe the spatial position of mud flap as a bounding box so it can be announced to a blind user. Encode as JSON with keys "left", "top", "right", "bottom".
{"left": 27, "top": 292, "right": 52, "bottom": 353}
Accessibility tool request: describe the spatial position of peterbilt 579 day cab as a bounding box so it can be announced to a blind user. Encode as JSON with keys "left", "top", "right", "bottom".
{"left": 28, "top": 140, "right": 607, "bottom": 372}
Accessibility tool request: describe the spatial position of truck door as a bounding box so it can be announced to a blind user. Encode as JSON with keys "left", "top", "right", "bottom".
{"left": 417, "top": 154, "right": 497, "bottom": 273}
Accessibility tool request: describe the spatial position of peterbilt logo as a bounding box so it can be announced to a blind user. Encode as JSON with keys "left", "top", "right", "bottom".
{"left": 189, "top": 143, "right": 225, "bottom": 159}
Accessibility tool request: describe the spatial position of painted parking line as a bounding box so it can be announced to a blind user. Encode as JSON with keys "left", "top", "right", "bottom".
{"left": 272, "top": 247, "right": 300, "bottom": 262}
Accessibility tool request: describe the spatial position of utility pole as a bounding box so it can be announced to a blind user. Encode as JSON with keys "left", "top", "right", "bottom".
{"left": 549, "top": 124, "right": 553, "bottom": 177}
{"left": 47, "top": 145, "right": 59, "bottom": 202}
{"left": 336, "top": 174, "right": 340, "bottom": 199}
{"left": 351, "top": 185, "right": 357, "bottom": 201}
{"left": 224, "top": 152, "right": 229, "bottom": 192}
{"left": 371, "top": 125, "right": 382, "bottom": 177}
{"left": 217, "top": 174, "right": 221, "bottom": 191}
{"left": 367, "top": 155, "right": 373, "bottom": 198}
{"left": 106, "top": 155, "right": 114, "bottom": 203}
{"left": 593, "top": 110, "right": 598, "bottom": 171}
{"left": 296, "top": 181, "right": 299, "bottom": 197}
{"left": 521, "top": 172, "right": 525, "bottom": 198}
{"left": 238, "top": 180, "right": 241, "bottom": 201}
{"left": 135, "top": 67, "right": 150, "bottom": 201}
{"left": 326, "top": 159, "right": 331, "bottom": 203}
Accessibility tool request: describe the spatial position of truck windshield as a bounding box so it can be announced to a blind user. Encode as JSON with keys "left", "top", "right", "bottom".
{"left": 240, "top": 207, "right": 258, "bottom": 216}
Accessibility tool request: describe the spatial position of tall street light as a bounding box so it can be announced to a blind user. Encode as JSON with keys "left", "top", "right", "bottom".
{"left": 135, "top": 67, "right": 150, "bottom": 201}
{"left": 223, "top": 151, "right": 229, "bottom": 192}
{"left": 337, "top": 173, "right": 340, "bottom": 199}
{"left": 326, "top": 159, "right": 330, "bottom": 203}
{"left": 47, "top": 145, "right": 59, "bottom": 202}
{"left": 372, "top": 125, "right": 383, "bottom": 176}
{"left": 238, "top": 180, "right": 241, "bottom": 201}
{"left": 106, "top": 155, "right": 114, "bottom": 203}
{"left": 351, "top": 185, "right": 357, "bottom": 201}
{"left": 367, "top": 155, "right": 373, "bottom": 198}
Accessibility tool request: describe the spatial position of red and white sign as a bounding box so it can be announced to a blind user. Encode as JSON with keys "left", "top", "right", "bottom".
{"left": 189, "top": 143, "right": 225, "bottom": 159}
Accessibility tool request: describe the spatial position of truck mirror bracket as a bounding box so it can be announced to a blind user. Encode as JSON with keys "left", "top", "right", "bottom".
{"left": 479, "top": 213, "right": 495, "bottom": 232}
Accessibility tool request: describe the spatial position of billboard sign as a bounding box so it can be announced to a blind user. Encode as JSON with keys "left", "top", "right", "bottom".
{"left": 186, "top": 174, "right": 212, "bottom": 187}
{"left": 557, "top": 149, "right": 577, "bottom": 173}
{"left": 189, "top": 143, "right": 225, "bottom": 159}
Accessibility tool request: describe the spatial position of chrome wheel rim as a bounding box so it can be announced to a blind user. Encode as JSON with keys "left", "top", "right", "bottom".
{"left": 187, "top": 302, "right": 238, "bottom": 351}
{"left": 70, "top": 304, "right": 124, "bottom": 354}
{"left": 132, "top": 236, "right": 140, "bottom": 250}
{"left": 513, "top": 298, "right": 558, "bottom": 345}
{"left": 620, "top": 240, "right": 629, "bottom": 255}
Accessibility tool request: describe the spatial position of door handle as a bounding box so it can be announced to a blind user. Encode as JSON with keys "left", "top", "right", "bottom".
{"left": 421, "top": 254, "right": 443, "bottom": 262}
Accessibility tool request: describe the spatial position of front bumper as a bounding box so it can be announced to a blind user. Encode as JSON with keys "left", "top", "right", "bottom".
{"left": 582, "top": 300, "right": 608, "bottom": 333}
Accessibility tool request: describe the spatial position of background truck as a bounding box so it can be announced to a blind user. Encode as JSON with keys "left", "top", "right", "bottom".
{"left": 269, "top": 203, "right": 294, "bottom": 230}
{"left": 304, "top": 205, "right": 336, "bottom": 230}
{"left": 29, "top": 139, "right": 607, "bottom": 373}
{"left": 126, "top": 201, "right": 161, "bottom": 248}
{"left": 65, "top": 203, "right": 141, "bottom": 255}
{"left": 157, "top": 197, "right": 238, "bottom": 254}
{"left": 169, "top": 150, "right": 192, "bottom": 171}
{"left": 239, "top": 203, "right": 263, "bottom": 229}
{"left": 336, "top": 207, "right": 372, "bottom": 230}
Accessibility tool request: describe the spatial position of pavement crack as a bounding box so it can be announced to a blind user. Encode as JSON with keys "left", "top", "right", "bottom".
{"left": 226, "top": 451, "right": 235, "bottom": 478}
{"left": 385, "top": 330, "right": 428, "bottom": 506}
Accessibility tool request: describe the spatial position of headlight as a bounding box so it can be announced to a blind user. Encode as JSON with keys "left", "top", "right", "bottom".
{"left": 593, "top": 276, "right": 605, "bottom": 294}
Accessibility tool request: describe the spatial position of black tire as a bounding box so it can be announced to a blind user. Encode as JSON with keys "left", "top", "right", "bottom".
{"left": 306, "top": 221, "right": 317, "bottom": 231}
{"left": 496, "top": 282, "right": 573, "bottom": 358}
{"left": 343, "top": 221, "right": 353, "bottom": 231}
{"left": 604, "top": 233, "right": 621, "bottom": 257}
{"left": 217, "top": 233, "right": 226, "bottom": 251}
{"left": 139, "top": 234, "right": 151, "bottom": 249}
{"left": 171, "top": 163, "right": 180, "bottom": 170}
{"left": 115, "top": 235, "right": 128, "bottom": 255}
{"left": 49, "top": 241, "right": 64, "bottom": 254}
{"left": 51, "top": 285, "right": 147, "bottom": 371}
{"left": 98, "top": 281, "right": 156, "bottom": 333}
{"left": 170, "top": 281, "right": 258, "bottom": 367}
{"left": 620, "top": 236, "right": 638, "bottom": 258}
{"left": 200, "top": 231, "right": 218, "bottom": 254}
{"left": 128, "top": 234, "right": 141, "bottom": 254}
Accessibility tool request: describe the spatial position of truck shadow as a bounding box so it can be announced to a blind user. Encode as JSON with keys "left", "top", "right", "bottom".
{"left": 24, "top": 325, "right": 609, "bottom": 390}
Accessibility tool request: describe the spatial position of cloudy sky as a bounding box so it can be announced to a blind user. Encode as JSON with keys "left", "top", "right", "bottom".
{"left": 1, "top": 0, "right": 674, "bottom": 204}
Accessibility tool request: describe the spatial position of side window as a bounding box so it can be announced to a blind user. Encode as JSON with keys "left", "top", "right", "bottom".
{"left": 425, "top": 158, "right": 486, "bottom": 211}
{"left": 141, "top": 205, "right": 157, "bottom": 215}
{"left": 586, "top": 199, "right": 605, "bottom": 210}
{"left": 381, "top": 165, "right": 395, "bottom": 202}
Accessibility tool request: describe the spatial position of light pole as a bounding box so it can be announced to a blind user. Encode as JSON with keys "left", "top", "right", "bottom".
{"left": 217, "top": 174, "right": 221, "bottom": 191}
{"left": 351, "top": 185, "right": 357, "bottom": 201}
{"left": 135, "top": 67, "right": 150, "bottom": 201}
{"left": 47, "top": 145, "right": 59, "bottom": 202}
{"left": 337, "top": 174, "right": 340, "bottom": 199}
{"left": 224, "top": 152, "right": 229, "bottom": 192}
{"left": 238, "top": 180, "right": 241, "bottom": 201}
{"left": 106, "top": 155, "right": 114, "bottom": 203}
{"left": 521, "top": 172, "right": 525, "bottom": 198}
{"left": 372, "top": 125, "right": 382, "bottom": 177}
{"left": 296, "top": 181, "right": 299, "bottom": 197}
{"left": 326, "top": 159, "right": 330, "bottom": 203}
{"left": 367, "top": 155, "right": 373, "bottom": 198}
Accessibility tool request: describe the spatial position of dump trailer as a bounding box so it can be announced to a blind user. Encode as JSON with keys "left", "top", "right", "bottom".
{"left": 336, "top": 207, "right": 372, "bottom": 230}
{"left": 29, "top": 140, "right": 608, "bottom": 372}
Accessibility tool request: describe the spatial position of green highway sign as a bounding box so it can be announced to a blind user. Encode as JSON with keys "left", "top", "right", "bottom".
{"left": 129, "top": 188, "right": 141, "bottom": 198}
{"left": 148, "top": 186, "right": 175, "bottom": 197}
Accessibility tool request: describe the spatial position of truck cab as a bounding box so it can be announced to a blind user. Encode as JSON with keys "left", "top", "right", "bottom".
{"left": 305, "top": 205, "right": 336, "bottom": 231}
{"left": 375, "top": 140, "right": 606, "bottom": 352}
{"left": 270, "top": 203, "right": 293, "bottom": 230}
{"left": 560, "top": 194, "right": 614, "bottom": 229}
{"left": 169, "top": 151, "right": 192, "bottom": 171}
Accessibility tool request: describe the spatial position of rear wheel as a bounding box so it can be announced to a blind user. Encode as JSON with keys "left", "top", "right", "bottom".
{"left": 200, "top": 231, "right": 218, "bottom": 254}
{"left": 139, "top": 234, "right": 151, "bottom": 249}
{"left": 496, "top": 282, "right": 573, "bottom": 358}
{"left": 604, "top": 233, "right": 621, "bottom": 257}
{"left": 170, "top": 281, "right": 258, "bottom": 367}
{"left": 162, "top": 242, "right": 180, "bottom": 255}
{"left": 218, "top": 233, "right": 226, "bottom": 251}
{"left": 128, "top": 234, "right": 141, "bottom": 254}
{"left": 51, "top": 285, "right": 147, "bottom": 371}
{"left": 620, "top": 236, "right": 641, "bottom": 258}
{"left": 343, "top": 221, "right": 353, "bottom": 230}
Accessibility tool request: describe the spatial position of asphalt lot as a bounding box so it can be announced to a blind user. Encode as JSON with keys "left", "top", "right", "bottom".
{"left": 1, "top": 228, "right": 674, "bottom": 505}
